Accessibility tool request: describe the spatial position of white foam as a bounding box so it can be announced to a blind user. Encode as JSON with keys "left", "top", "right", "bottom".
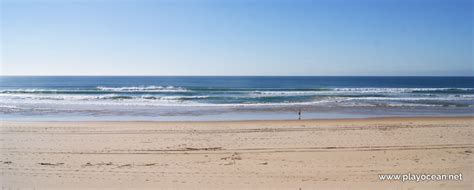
{"left": 345, "top": 96, "right": 473, "bottom": 101}
{"left": 252, "top": 91, "right": 326, "bottom": 96}
{"left": 333, "top": 88, "right": 474, "bottom": 93}
{"left": 0, "top": 88, "right": 59, "bottom": 93}
{"left": 1, "top": 87, "right": 473, "bottom": 109}
{"left": 96, "top": 86, "right": 188, "bottom": 92}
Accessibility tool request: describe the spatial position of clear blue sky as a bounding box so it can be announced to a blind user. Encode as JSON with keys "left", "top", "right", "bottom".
{"left": 1, "top": 0, "right": 473, "bottom": 76}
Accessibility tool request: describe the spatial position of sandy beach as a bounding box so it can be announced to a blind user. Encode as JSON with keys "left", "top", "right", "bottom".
{"left": 1, "top": 117, "right": 473, "bottom": 189}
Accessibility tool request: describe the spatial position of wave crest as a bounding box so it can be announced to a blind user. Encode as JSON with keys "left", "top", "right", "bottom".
{"left": 96, "top": 86, "right": 188, "bottom": 92}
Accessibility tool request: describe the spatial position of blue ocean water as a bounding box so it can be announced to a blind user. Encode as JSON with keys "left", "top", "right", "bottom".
{"left": 1, "top": 76, "right": 473, "bottom": 121}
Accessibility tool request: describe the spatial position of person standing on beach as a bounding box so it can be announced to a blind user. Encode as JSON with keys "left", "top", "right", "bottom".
{"left": 298, "top": 109, "right": 302, "bottom": 120}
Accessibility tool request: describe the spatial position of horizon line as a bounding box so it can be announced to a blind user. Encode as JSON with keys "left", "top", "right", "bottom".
{"left": 1, "top": 75, "right": 473, "bottom": 77}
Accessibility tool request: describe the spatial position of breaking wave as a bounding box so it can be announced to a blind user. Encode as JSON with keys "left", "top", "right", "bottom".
{"left": 96, "top": 86, "right": 188, "bottom": 92}
{"left": 0, "top": 87, "right": 473, "bottom": 108}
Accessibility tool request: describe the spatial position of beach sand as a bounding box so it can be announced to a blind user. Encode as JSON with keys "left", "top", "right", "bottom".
{"left": 1, "top": 117, "right": 473, "bottom": 189}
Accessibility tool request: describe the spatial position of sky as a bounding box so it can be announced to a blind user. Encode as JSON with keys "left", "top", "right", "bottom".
{"left": 1, "top": 0, "right": 473, "bottom": 76}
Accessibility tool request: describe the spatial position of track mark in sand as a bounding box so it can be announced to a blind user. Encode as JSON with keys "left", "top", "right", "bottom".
{"left": 3, "top": 161, "right": 12, "bottom": 165}
{"left": 139, "top": 163, "right": 157, "bottom": 166}
{"left": 82, "top": 162, "right": 114, "bottom": 167}
{"left": 118, "top": 164, "right": 132, "bottom": 168}
{"left": 220, "top": 152, "right": 242, "bottom": 165}
{"left": 221, "top": 152, "right": 242, "bottom": 161}
{"left": 9, "top": 143, "right": 470, "bottom": 155}
{"left": 2, "top": 144, "right": 473, "bottom": 157}
{"left": 38, "top": 162, "right": 64, "bottom": 166}
{"left": 185, "top": 147, "right": 222, "bottom": 151}
{"left": 3, "top": 123, "right": 468, "bottom": 135}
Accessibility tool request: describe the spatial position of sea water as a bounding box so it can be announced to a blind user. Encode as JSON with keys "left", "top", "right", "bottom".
{"left": 1, "top": 76, "right": 473, "bottom": 121}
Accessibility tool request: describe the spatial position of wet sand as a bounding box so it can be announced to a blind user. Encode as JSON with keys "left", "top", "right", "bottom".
{"left": 1, "top": 117, "right": 473, "bottom": 189}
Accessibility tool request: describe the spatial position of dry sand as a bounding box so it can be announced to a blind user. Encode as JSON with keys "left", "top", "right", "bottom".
{"left": 1, "top": 117, "right": 473, "bottom": 189}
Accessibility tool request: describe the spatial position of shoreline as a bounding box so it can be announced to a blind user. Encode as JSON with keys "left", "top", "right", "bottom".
{"left": 1, "top": 116, "right": 473, "bottom": 189}
{"left": 3, "top": 115, "right": 473, "bottom": 124}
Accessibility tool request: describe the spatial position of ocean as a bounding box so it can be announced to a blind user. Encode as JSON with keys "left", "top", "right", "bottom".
{"left": 1, "top": 76, "right": 473, "bottom": 121}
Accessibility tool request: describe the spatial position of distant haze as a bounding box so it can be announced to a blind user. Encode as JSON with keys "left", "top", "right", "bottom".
{"left": 1, "top": 0, "right": 473, "bottom": 76}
